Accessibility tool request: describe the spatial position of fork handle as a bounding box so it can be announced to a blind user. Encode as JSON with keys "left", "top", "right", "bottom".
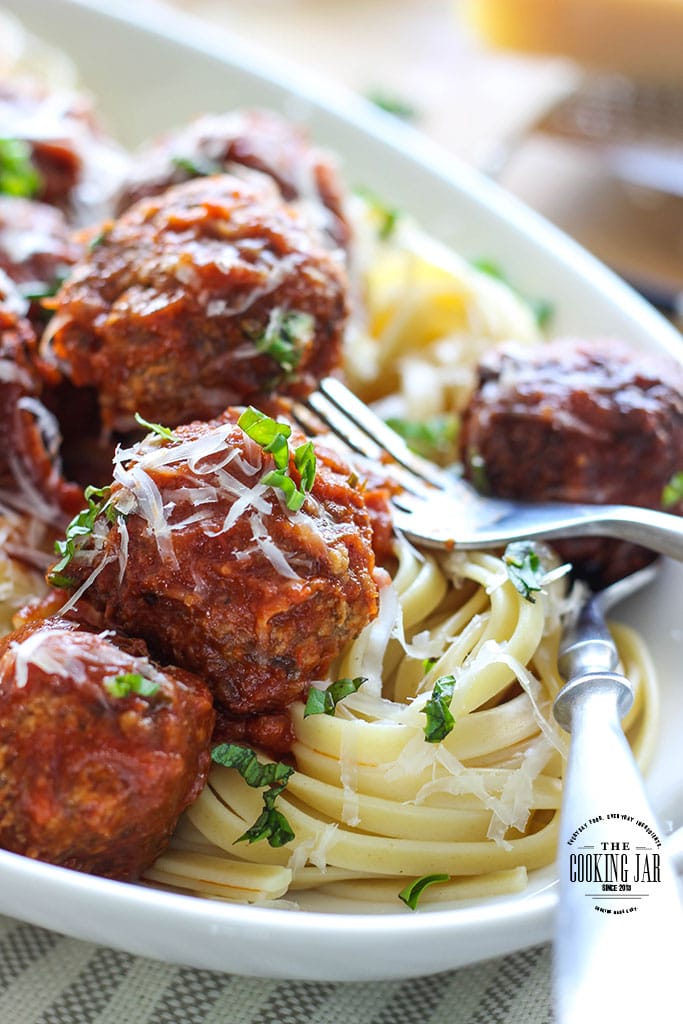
{"left": 553, "top": 679, "right": 683, "bottom": 1022}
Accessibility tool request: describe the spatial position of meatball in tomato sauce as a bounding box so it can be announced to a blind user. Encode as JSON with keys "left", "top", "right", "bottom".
{"left": 115, "top": 109, "right": 350, "bottom": 249}
{"left": 461, "top": 337, "right": 683, "bottom": 586}
{"left": 0, "top": 617, "right": 214, "bottom": 879}
{"left": 47, "top": 175, "right": 348, "bottom": 432}
{"left": 56, "top": 408, "right": 380, "bottom": 735}
{"left": 0, "top": 275, "right": 81, "bottom": 526}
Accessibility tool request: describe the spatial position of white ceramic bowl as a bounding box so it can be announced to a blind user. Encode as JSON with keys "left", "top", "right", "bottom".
{"left": 1, "top": 0, "right": 682, "bottom": 981}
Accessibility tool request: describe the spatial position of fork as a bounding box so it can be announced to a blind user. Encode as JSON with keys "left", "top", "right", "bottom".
{"left": 552, "top": 563, "right": 683, "bottom": 1022}
{"left": 293, "top": 377, "right": 683, "bottom": 562}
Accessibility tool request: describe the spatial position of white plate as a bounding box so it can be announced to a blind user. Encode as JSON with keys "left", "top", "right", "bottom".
{"left": 2, "top": 0, "right": 683, "bottom": 981}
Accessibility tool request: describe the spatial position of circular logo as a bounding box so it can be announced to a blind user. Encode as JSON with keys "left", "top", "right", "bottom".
{"left": 565, "top": 812, "right": 663, "bottom": 914}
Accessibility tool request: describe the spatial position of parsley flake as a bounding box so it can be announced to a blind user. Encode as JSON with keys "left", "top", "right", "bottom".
{"left": 0, "top": 139, "right": 41, "bottom": 198}
{"left": 354, "top": 185, "right": 400, "bottom": 241}
{"left": 211, "top": 743, "right": 295, "bottom": 848}
{"left": 134, "top": 412, "right": 177, "bottom": 441}
{"left": 471, "top": 257, "right": 554, "bottom": 329}
{"left": 399, "top": 873, "right": 450, "bottom": 910}
{"left": 48, "top": 485, "right": 115, "bottom": 588}
{"left": 662, "top": 471, "right": 683, "bottom": 508}
{"left": 171, "top": 154, "right": 222, "bottom": 177}
{"left": 366, "top": 90, "right": 418, "bottom": 122}
{"left": 104, "top": 672, "right": 160, "bottom": 698}
{"left": 304, "top": 676, "right": 367, "bottom": 717}
{"left": 503, "top": 542, "right": 546, "bottom": 603}
{"left": 421, "top": 674, "right": 456, "bottom": 743}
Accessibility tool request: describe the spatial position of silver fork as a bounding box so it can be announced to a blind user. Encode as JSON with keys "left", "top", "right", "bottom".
{"left": 552, "top": 563, "right": 683, "bottom": 1021}
{"left": 294, "top": 377, "right": 683, "bottom": 561}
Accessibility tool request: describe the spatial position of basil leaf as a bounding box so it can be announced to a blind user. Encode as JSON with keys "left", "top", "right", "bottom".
{"left": 238, "top": 407, "right": 292, "bottom": 470}
{"left": 470, "top": 257, "right": 554, "bottom": 329}
{"left": 48, "top": 485, "right": 113, "bottom": 587}
{"left": 662, "top": 470, "right": 683, "bottom": 508}
{"left": 421, "top": 674, "right": 456, "bottom": 743}
{"left": 366, "top": 90, "right": 418, "bottom": 122}
{"left": 171, "top": 154, "right": 222, "bottom": 177}
{"left": 104, "top": 672, "right": 160, "bottom": 698}
{"left": 385, "top": 414, "right": 459, "bottom": 462}
{"left": 134, "top": 412, "right": 177, "bottom": 441}
{"left": 293, "top": 441, "right": 316, "bottom": 495}
{"left": 399, "top": 873, "right": 450, "bottom": 910}
{"left": 0, "top": 139, "right": 41, "bottom": 197}
{"left": 211, "top": 743, "right": 292, "bottom": 787}
{"left": 304, "top": 676, "right": 367, "bottom": 718}
{"left": 260, "top": 469, "right": 306, "bottom": 511}
{"left": 254, "top": 308, "right": 314, "bottom": 375}
{"left": 354, "top": 185, "right": 400, "bottom": 241}
{"left": 211, "top": 743, "right": 295, "bottom": 848}
{"left": 238, "top": 407, "right": 317, "bottom": 510}
{"left": 504, "top": 541, "right": 545, "bottom": 603}
{"left": 236, "top": 784, "right": 295, "bottom": 848}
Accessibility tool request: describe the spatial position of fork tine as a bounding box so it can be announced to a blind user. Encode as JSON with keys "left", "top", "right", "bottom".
{"left": 310, "top": 377, "right": 452, "bottom": 492}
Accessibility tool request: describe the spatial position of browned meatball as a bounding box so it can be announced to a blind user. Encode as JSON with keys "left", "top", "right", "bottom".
{"left": 0, "top": 79, "right": 128, "bottom": 220}
{"left": 0, "top": 617, "right": 214, "bottom": 879}
{"left": 46, "top": 175, "right": 349, "bottom": 432}
{"left": 115, "top": 109, "right": 350, "bottom": 249}
{"left": 461, "top": 337, "right": 683, "bottom": 586}
{"left": 55, "top": 408, "right": 380, "bottom": 733}
{"left": 0, "top": 197, "right": 81, "bottom": 324}
{"left": 0, "top": 276, "right": 82, "bottom": 526}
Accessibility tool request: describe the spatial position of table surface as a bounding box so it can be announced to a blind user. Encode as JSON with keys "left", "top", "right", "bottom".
{"left": 5, "top": 2, "right": 682, "bottom": 1021}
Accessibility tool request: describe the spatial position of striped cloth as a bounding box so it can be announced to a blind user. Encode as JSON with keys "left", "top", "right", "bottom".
{"left": 0, "top": 916, "right": 553, "bottom": 1024}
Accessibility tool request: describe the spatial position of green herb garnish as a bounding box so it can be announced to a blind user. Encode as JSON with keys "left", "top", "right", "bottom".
{"left": 134, "top": 412, "right": 177, "bottom": 441}
{"left": 304, "top": 676, "right": 367, "bottom": 717}
{"left": 471, "top": 257, "right": 554, "bottom": 329}
{"left": 354, "top": 185, "right": 400, "bottom": 241}
{"left": 399, "top": 873, "right": 450, "bottom": 910}
{"left": 421, "top": 674, "right": 456, "bottom": 743}
{"left": 253, "top": 308, "right": 314, "bottom": 376}
{"left": 19, "top": 270, "right": 69, "bottom": 304}
{"left": 0, "top": 139, "right": 41, "bottom": 197}
{"left": 211, "top": 743, "right": 295, "bottom": 848}
{"left": 662, "top": 471, "right": 683, "bottom": 508}
{"left": 422, "top": 657, "right": 437, "bottom": 675}
{"left": 238, "top": 407, "right": 317, "bottom": 511}
{"left": 467, "top": 449, "right": 489, "bottom": 494}
{"left": 171, "top": 154, "right": 222, "bottom": 177}
{"left": 366, "top": 90, "right": 418, "bottom": 122}
{"left": 48, "top": 485, "right": 115, "bottom": 588}
{"left": 503, "top": 541, "right": 545, "bottom": 603}
{"left": 104, "top": 672, "right": 160, "bottom": 698}
{"left": 386, "top": 414, "right": 459, "bottom": 462}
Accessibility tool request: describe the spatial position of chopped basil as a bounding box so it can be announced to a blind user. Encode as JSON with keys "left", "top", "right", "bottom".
{"left": 662, "top": 470, "right": 683, "bottom": 508}
{"left": 134, "top": 412, "right": 177, "bottom": 441}
{"left": 19, "top": 269, "right": 69, "bottom": 304}
{"left": 211, "top": 743, "right": 295, "bottom": 848}
{"left": 399, "top": 873, "right": 450, "bottom": 910}
{"left": 422, "top": 657, "right": 437, "bottom": 674}
{"left": 386, "top": 414, "right": 459, "bottom": 462}
{"left": 421, "top": 674, "right": 456, "bottom": 743}
{"left": 88, "top": 228, "right": 110, "bottom": 251}
{"left": 354, "top": 185, "right": 400, "bottom": 241}
{"left": 237, "top": 785, "right": 295, "bottom": 847}
{"left": 104, "top": 672, "right": 160, "bottom": 698}
{"left": 366, "top": 90, "right": 418, "bottom": 122}
{"left": 253, "top": 308, "right": 314, "bottom": 376}
{"left": 171, "top": 154, "right": 222, "bottom": 177}
{"left": 304, "top": 676, "right": 367, "bottom": 717}
{"left": 470, "top": 257, "right": 554, "bottom": 329}
{"left": 238, "top": 407, "right": 317, "bottom": 510}
{"left": 0, "top": 139, "right": 41, "bottom": 198}
{"left": 48, "top": 484, "right": 115, "bottom": 588}
{"left": 504, "top": 541, "right": 545, "bottom": 602}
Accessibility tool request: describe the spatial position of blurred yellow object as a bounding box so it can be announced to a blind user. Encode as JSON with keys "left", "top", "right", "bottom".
{"left": 463, "top": 0, "right": 683, "bottom": 81}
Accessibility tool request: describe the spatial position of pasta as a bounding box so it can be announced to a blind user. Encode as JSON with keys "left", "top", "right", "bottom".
{"left": 140, "top": 207, "right": 656, "bottom": 909}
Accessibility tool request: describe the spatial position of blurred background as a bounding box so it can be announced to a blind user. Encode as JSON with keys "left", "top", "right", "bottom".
{"left": 159, "top": 0, "right": 683, "bottom": 328}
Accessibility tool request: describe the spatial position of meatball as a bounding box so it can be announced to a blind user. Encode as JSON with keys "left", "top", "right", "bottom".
{"left": 56, "top": 407, "right": 380, "bottom": 730}
{"left": 0, "top": 79, "right": 128, "bottom": 220}
{"left": 0, "top": 274, "right": 82, "bottom": 526}
{"left": 115, "top": 109, "right": 350, "bottom": 249}
{"left": 0, "top": 617, "right": 214, "bottom": 879}
{"left": 461, "top": 337, "right": 683, "bottom": 586}
{"left": 46, "top": 175, "right": 349, "bottom": 432}
{"left": 0, "top": 197, "right": 81, "bottom": 325}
